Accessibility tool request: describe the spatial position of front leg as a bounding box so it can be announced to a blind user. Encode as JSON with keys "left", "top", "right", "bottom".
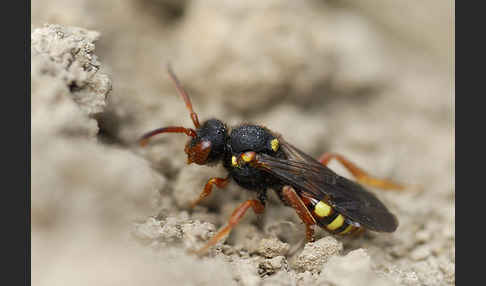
{"left": 191, "top": 176, "right": 231, "bottom": 208}
{"left": 194, "top": 199, "right": 265, "bottom": 255}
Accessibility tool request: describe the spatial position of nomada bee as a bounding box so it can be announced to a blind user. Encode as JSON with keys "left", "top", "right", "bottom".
{"left": 140, "top": 67, "right": 405, "bottom": 254}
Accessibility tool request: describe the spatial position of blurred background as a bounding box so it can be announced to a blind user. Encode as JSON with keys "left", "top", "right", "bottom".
{"left": 31, "top": 1, "right": 454, "bottom": 285}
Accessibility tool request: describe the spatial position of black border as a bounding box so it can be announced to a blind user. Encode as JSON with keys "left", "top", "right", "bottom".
{"left": 4, "top": 0, "right": 30, "bottom": 283}
{"left": 26, "top": 0, "right": 31, "bottom": 285}
{"left": 456, "top": 1, "right": 476, "bottom": 283}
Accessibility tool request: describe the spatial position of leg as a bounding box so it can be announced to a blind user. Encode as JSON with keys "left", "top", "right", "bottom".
{"left": 318, "top": 152, "right": 405, "bottom": 190}
{"left": 194, "top": 199, "right": 265, "bottom": 255}
{"left": 305, "top": 224, "right": 315, "bottom": 242}
{"left": 191, "top": 177, "right": 230, "bottom": 208}
{"left": 281, "top": 186, "right": 316, "bottom": 242}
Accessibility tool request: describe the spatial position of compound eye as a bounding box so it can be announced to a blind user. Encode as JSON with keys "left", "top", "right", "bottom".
{"left": 184, "top": 140, "right": 212, "bottom": 165}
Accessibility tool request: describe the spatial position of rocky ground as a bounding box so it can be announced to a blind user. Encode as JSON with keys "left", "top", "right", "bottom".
{"left": 31, "top": 1, "right": 454, "bottom": 285}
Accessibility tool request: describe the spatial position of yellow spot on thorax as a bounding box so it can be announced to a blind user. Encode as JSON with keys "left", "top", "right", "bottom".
{"left": 231, "top": 156, "right": 238, "bottom": 167}
{"left": 314, "top": 201, "right": 332, "bottom": 217}
{"left": 271, "top": 138, "right": 279, "bottom": 151}
{"left": 327, "top": 214, "right": 345, "bottom": 231}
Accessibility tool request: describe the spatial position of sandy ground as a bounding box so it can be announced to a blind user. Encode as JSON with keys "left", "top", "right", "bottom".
{"left": 31, "top": 1, "right": 454, "bottom": 285}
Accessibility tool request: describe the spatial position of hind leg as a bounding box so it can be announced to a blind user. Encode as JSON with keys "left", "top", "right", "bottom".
{"left": 318, "top": 153, "right": 405, "bottom": 190}
{"left": 281, "top": 186, "right": 317, "bottom": 242}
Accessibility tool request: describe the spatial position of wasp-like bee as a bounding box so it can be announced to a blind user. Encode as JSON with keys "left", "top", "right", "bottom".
{"left": 140, "top": 66, "right": 405, "bottom": 254}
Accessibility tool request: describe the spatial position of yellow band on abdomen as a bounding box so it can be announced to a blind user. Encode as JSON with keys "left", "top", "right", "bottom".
{"left": 327, "top": 214, "right": 345, "bottom": 231}
{"left": 338, "top": 224, "right": 354, "bottom": 235}
{"left": 314, "top": 201, "right": 332, "bottom": 217}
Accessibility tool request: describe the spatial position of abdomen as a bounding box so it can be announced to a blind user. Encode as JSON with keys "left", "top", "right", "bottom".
{"left": 300, "top": 193, "right": 363, "bottom": 235}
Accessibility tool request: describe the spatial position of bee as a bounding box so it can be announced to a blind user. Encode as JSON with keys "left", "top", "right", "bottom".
{"left": 140, "top": 66, "right": 405, "bottom": 254}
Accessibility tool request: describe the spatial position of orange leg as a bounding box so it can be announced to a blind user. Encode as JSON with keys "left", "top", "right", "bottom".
{"left": 281, "top": 186, "right": 317, "bottom": 242}
{"left": 318, "top": 153, "right": 405, "bottom": 190}
{"left": 191, "top": 177, "right": 230, "bottom": 208}
{"left": 194, "top": 199, "right": 265, "bottom": 255}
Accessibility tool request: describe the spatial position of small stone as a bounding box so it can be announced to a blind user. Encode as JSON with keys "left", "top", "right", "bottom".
{"left": 257, "top": 237, "right": 290, "bottom": 258}
{"left": 259, "top": 256, "right": 287, "bottom": 276}
{"left": 180, "top": 220, "right": 216, "bottom": 250}
{"left": 410, "top": 245, "right": 432, "bottom": 261}
{"left": 415, "top": 230, "right": 431, "bottom": 243}
{"left": 294, "top": 236, "right": 343, "bottom": 273}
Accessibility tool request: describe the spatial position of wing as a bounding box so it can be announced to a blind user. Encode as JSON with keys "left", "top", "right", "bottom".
{"left": 253, "top": 139, "right": 398, "bottom": 232}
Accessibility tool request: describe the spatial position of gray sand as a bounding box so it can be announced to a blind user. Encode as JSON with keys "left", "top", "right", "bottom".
{"left": 32, "top": 1, "right": 454, "bottom": 285}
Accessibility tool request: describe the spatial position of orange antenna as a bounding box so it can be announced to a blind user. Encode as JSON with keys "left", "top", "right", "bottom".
{"left": 139, "top": 126, "right": 196, "bottom": 147}
{"left": 167, "top": 64, "right": 201, "bottom": 128}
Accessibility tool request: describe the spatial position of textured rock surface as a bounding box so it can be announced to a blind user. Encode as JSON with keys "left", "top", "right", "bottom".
{"left": 32, "top": 1, "right": 453, "bottom": 285}
{"left": 317, "top": 249, "right": 394, "bottom": 286}
{"left": 293, "top": 237, "right": 343, "bottom": 273}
